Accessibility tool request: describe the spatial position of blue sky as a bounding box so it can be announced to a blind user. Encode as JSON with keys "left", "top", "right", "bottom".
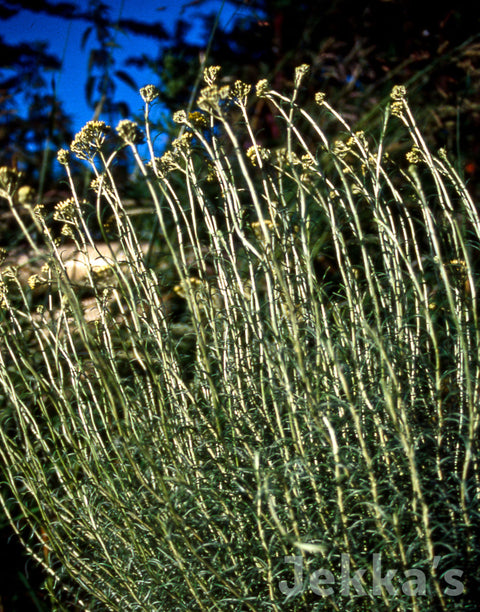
{"left": 1, "top": 0, "right": 244, "bottom": 137}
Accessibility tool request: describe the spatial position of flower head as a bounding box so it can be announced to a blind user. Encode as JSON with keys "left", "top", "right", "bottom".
{"left": 33, "top": 204, "right": 45, "bottom": 221}
{"left": 294, "top": 64, "right": 310, "bottom": 88}
{"left": 57, "top": 149, "right": 70, "bottom": 166}
{"left": 346, "top": 131, "right": 369, "bottom": 154}
{"left": 230, "top": 80, "right": 251, "bottom": 107}
{"left": 70, "top": 121, "right": 111, "bottom": 161}
{"left": 116, "top": 119, "right": 145, "bottom": 145}
{"left": 203, "top": 66, "right": 221, "bottom": 86}
{"left": 28, "top": 274, "right": 45, "bottom": 291}
{"left": 198, "top": 85, "right": 221, "bottom": 113}
{"left": 140, "top": 85, "right": 160, "bottom": 103}
{"left": 171, "top": 132, "right": 193, "bottom": 153}
{"left": 0, "top": 166, "right": 23, "bottom": 197}
{"left": 390, "top": 101, "right": 404, "bottom": 118}
{"left": 53, "top": 197, "right": 77, "bottom": 222}
{"left": 148, "top": 151, "right": 178, "bottom": 178}
{"left": 251, "top": 219, "right": 274, "bottom": 241}
{"left": 390, "top": 85, "right": 407, "bottom": 101}
{"left": 246, "top": 145, "right": 271, "bottom": 167}
{"left": 188, "top": 111, "right": 208, "bottom": 129}
{"left": 172, "top": 110, "right": 187, "bottom": 124}
{"left": 406, "top": 146, "right": 423, "bottom": 165}
{"left": 333, "top": 140, "right": 351, "bottom": 159}
{"left": 91, "top": 174, "right": 114, "bottom": 198}
{"left": 16, "top": 185, "right": 36, "bottom": 206}
{"left": 256, "top": 79, "right": 270, "bottom": 98}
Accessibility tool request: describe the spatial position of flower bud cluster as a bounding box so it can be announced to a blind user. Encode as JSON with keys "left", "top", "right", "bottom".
{"left": 0, "top": 166, "right": 23, "bottom": 197}
{"left": 140, "top": 84, "right": 160, "bottom": 103}
{"left": 70, "top": 121, "right": 111, "bottom": 161}
{"left": 116, "top": 120, "right": 145, "bottom": 145}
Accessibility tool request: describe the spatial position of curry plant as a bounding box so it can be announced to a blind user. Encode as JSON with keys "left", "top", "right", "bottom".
{"left": 0, "top": 67, "right": 478, "bottom": 611}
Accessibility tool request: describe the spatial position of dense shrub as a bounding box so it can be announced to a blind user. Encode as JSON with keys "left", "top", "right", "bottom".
{"left": 0, "top": 68, "right": 479, "bottom": 610}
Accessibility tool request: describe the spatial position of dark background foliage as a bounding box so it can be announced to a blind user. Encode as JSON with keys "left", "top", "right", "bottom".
{"left": 1, "top": 0, "right": 480, "bottom": 194}
{"left": 1, "top": 0, "right": 479, "bottom": 608}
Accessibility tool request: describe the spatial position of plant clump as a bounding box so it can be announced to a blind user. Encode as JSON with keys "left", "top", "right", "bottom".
{"left": 0, "top": 68, "right": 479, "bottom": 611}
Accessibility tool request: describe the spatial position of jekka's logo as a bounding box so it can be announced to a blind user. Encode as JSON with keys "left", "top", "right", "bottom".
{"left": 279, "top": 554, "right": 464, "bottom": 599}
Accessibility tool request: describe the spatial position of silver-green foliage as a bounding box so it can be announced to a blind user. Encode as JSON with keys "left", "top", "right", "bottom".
{"left": 0, "top": 68, "right": 479, "bottom": 610}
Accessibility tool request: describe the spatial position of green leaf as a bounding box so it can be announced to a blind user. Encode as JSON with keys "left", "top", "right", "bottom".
{"left": 80, "top": 25, "right": 93, "bottom": 51}
{"left": 114, "top": 70, "right": 138, "bottom": 92}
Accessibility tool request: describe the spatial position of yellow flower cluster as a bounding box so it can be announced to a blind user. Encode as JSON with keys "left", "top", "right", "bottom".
{"left": 390, "top": 85, "right": 407, "bottom": 101}
{"left": 70, "top": 121, "right": 111, "bottom": 161}
{"left": 139, "top": 84, "right": 160, "bottom": 103}
{"left": 294, "top": 64, "right": 310, "bottom": 88}
{"left": 90, "top": 175, "right": 114, "bottom": 198}
{"left": 172, "top": 110, "right": 187, "bottom": 124}
{"left": 171, "top": 132, "right": 193, "bottom": 153}
{"left": 53, "top": 197, "right": 77, "bottom": 222}
{"left": 230, "top": 80, "right": 251, "bottom": 107}
{"left": 0, "top": 166, "right": 23, "bottom": 197}
{"left": 148, "top": 151, "right": 178, "bottom": 178}
{"left": 406, "top": 146, "right": 423, "bottom": 165}
{"left": 251, "top": 219, "right": 275, "bottom": 241}
{"left": 333, "top": 140, "right": 351, "bottom": 159}
{"left": 198, "top": 84, "right": 230, "bottom": 113}
{"left": 116, "top": 120, "right": 144, "bottom": 145}
{"left": 347, "top": 131, "right": 369, "bottom": 151}
{"left": 256, "top": 79, "right": 269, "bottom": 98}
{"left": 246, "top": 145, "right": 271, "bottom": 167}
{"left": 188, "top": 111, "right": 208, "bottom": 129}
{"left": 57, "top": 149, "right": 70, "bottom": 166}
{"left": 390, "top": 86, "right": 407, "bottom": 119}
{"left": 203, "top": 66, "right": 221, "bottom": 86}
